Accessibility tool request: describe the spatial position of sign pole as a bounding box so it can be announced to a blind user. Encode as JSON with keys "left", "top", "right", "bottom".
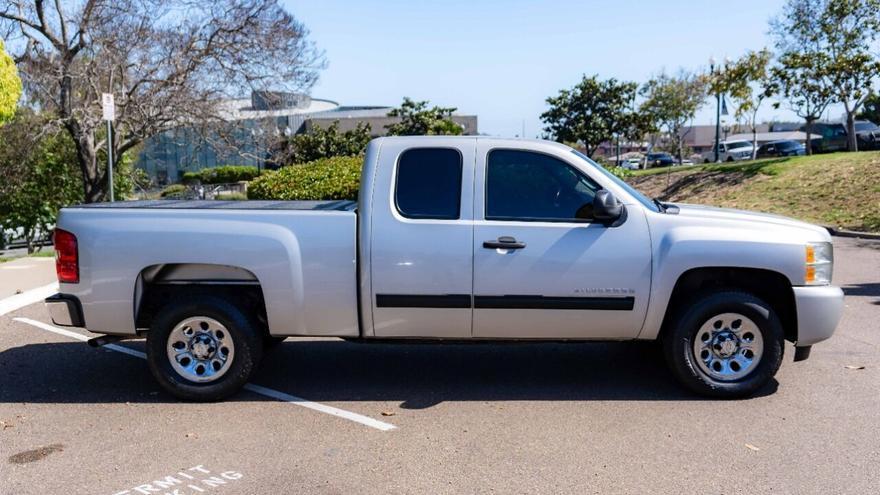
{"left": 101, "top": 93, "right": 116, "bottom": 202}
{"left": 107, "top": 119, "right": 114, "bottom": 202}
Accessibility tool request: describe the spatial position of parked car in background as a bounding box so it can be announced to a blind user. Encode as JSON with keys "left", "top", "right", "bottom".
{"left": 803, "top": 121, "right": 880, "bottom": 153}
{"left": 756, "top": 140, "right": 806, "bottom": 158}
{"left": 646, "top": 152, "right": 675, "bottom": 167}
{"left": 618, "top": 157, "right": 642, "bottom": 170}
{"left": 855, "top": 120, "right": 880, "bottom": 151}
{"left": 806, "top": 123, "right": 848, "bottom": 153}
{"left": 701, "top": 140, "right": 754, "bottom": 163}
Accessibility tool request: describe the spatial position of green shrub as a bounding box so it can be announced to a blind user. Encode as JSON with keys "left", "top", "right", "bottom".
{"left": 606, "top": 166, "right": 634, "bottom": 179}
{"left": 181, "top": 171, "right": 200, "bottom": 184}
{"left": 215, "top": 192, "right": 247, "bottom": 201}
{"left": 248, "top": 156, "right": 362, "bottom": 200}
{"left": 182, "top": 165, "right": 261, "bottom": 184}
{"left": 160, "top": 184, "right": 187, "bottom": 197}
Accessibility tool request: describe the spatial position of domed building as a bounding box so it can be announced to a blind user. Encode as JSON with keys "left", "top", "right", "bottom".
{"left": 138, "top": 91, "right": 477, "bottom": 185}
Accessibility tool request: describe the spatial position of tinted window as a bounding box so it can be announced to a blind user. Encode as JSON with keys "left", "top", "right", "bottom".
{"left": 487, "top": 150, "right": 600, "bottom": 222}
{"left": 776, "top": 141, "right": 799, "bottom": 150}
{"left": 395, "top": 148, "right": 462, "bottom": 219}
{"left": 726, "top": 142, "right": 751, "bottom": 149}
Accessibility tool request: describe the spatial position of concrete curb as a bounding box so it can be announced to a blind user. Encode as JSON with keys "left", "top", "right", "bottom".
{"left": 825, "top": 226, "right": 880, "bottom": 240}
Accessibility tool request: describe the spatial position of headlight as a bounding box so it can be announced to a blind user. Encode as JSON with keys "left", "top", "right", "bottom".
{"left": 805, "top": 242, "right": 833, "bottom": 285}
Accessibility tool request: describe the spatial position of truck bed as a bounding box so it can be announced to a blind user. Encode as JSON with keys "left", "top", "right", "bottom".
{"left": 55, "top": 202, "right": 359, "bottom": 337}
{"left": 70, "top": 199, "right": 358, "bottom": 211}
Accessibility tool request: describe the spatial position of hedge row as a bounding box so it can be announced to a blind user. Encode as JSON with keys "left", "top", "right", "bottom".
{"left": 247, "top": 155, "right": 362, "bottom": 200}
{"left": 160, "top": 184, "right": 187, "bottom": 197}
{"left": 183, "top": 165, "right": 261, "bottom": 184}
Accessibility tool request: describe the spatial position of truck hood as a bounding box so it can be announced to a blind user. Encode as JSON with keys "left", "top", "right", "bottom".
{"left": 669, "top": 203, "right": 831, "bottom": 239}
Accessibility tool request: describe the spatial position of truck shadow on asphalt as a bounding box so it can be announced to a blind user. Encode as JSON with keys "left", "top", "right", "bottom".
{"left": 0, "top": 339, "right": 778, "bottom": 407}
{"left": 842, "top": 282, "right": 880, "bottom": 301}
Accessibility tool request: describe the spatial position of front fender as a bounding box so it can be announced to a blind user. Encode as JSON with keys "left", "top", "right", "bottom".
{"left": 638, "top": 226, "right": 806, "bottom": 340}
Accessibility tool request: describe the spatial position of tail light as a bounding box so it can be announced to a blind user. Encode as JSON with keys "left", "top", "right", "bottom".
{"left": 54, "top": 228, "right": 79, "bottom": 284}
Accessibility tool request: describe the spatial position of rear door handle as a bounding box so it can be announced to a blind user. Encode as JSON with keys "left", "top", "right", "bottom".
{"left": 483, "top": 236, "right": 526, "bottom": 250}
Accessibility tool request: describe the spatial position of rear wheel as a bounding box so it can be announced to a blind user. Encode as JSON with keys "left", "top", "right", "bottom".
{"left": 663, "top": 291, "right": 783, "bottom": 398}
{"left": 146, "top": 296, "right": 263, "bottom": 401}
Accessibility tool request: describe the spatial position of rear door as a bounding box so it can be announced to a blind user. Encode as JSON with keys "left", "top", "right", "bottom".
{"left": 471, "top": 144, "right": 652, "bottom": 339}
{"left": 368, "top": 139, "right": 475, "bottom": 338}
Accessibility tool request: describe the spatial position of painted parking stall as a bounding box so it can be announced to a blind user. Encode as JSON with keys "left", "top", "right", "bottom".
{"left": 12, "top": 317, "right": 396, "bottom": 431}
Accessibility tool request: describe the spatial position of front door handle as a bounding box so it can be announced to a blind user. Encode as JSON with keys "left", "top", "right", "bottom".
{"left": 483, "top": 236, "right": 526, "bottom": 250}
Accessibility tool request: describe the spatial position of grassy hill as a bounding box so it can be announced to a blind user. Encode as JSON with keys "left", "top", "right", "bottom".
{"left": 626, "top": 152, "right": 880, "bottom": 233}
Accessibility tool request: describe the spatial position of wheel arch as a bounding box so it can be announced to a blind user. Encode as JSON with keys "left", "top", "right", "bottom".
{"left": 134, "top": 263, "right": 268, "bottom": 334}
{"left": 657, "top": 267, "right": 797, "bottom": 344}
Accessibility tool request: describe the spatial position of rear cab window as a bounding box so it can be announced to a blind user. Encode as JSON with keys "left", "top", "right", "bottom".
{"left": 394, "top": 148, "right": 463, "bottom": 220}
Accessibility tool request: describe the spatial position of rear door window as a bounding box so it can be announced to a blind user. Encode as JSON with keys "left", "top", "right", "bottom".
{"left": 395, "top": 148, "right": 463, "bottom": 220}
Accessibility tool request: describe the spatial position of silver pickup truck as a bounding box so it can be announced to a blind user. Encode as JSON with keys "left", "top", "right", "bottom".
{"left": 45, "top": 136, "right": 844, "bottom": 400}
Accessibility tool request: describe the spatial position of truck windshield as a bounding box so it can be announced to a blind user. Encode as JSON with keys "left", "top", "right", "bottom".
{"left": 570, "top": 150, "right": 661, "bottom": 213}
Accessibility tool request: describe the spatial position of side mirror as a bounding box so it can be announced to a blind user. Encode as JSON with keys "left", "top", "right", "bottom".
{"left": 592, "top": 190, "right": 622, "bottom": 224}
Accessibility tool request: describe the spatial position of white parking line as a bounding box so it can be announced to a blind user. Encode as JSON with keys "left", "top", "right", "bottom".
{"left": 0, "top": 282, "right": 59, "bottom": 316}
{"left": 12, "top": 317, "right": 397, "bottom": 432}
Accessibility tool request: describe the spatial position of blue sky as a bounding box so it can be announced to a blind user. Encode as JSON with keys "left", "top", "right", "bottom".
{"left": 284, "top": 0, "right": 833, "bottom": 137}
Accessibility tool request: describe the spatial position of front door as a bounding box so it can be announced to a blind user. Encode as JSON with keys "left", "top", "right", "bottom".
{"left": 472, "top": 145, "right": 652, "bottom": 339}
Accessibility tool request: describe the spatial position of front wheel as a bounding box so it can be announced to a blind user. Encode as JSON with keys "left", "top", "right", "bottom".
{"left": 146, "top": 296, "right": 263, "bottom": 401}
{"left": 663, "top": 291, "right": 784, "bottom": 398}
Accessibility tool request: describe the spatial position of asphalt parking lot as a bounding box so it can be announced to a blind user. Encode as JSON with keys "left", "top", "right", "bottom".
{"left": 1, "top": 237, "right": 878, "bottom": 495}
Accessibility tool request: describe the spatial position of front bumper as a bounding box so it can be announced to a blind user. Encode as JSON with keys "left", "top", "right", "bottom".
{"left": 793, "top": 286, "right": 844, "bottom": 346}
{"left": 45, "top": 294, "right": 84, "bottom": 327}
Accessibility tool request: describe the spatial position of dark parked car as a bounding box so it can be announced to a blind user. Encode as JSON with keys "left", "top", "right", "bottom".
{"left": 855, "top": 121, "right": 880, "bottom": 151}
{"left": 756, "top": 140, "right": 806, "bottom": 158}
{"left": 804, "top": 120, "right": 880, "bottom": 153}
{"left": 646, "top": 152, "right": 675, "bottom": 167}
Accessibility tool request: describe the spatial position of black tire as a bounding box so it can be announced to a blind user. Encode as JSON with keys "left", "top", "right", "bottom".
{"left": 726, "top": 156, "right": 735, "bottom": 162}
{"left": 662, "top": 291, "right": 784, "bottom": 398}
{"left": 146, "top": 295, "right": 263, "bottom": 401}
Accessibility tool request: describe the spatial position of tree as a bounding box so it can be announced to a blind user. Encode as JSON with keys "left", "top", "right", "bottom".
{"left": 770, "top": 52, "right": 833, "bottom": 155}
{"left": 0, "top": 38, "right": 20, "bottom": 125}
{"left": 639, "top": 70, "right": 707, "bottom": 165}
{"left": 0, "top": 110, "right": 143, "bottom": 251}
{"left": 541, "top": 75, "right": 643, "bottom": 158}
{"left": 385, "top": 97, "right": 462, "bottom": 136}
{"left": 278, "top": 120, "right": 371, "bottom": 165}
{"left": 0, "top": 111, "right": 81, "bottom": 253}
{"left": 771, "top": 0, "right": 880, "bottom": 151}
{"left": 856, "top": 93, "right": 880, "bottom": 124}
{"left": 0, "top": 0, "right": 324, "bottom": 202}
{"left": 710, "top": 49, "right": 773, "bottom": 159}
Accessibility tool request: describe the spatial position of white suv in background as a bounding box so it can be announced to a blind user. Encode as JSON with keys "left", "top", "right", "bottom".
{"left": 702, "top": 140, "right": 754, "bottom": 163}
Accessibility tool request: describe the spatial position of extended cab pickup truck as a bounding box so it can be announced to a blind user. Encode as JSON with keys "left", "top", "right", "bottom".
{"left": 45, "top": 137, "right": 844, "bottom": 400}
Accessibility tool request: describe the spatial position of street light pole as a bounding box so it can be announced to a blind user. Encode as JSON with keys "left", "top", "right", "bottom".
{"left": 711, "top": 58, "right": 721, "bottom": 164}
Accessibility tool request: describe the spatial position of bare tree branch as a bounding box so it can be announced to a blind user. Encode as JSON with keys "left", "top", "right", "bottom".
{"left": 0, "top": 0, "right": 325, "bottom": 201}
